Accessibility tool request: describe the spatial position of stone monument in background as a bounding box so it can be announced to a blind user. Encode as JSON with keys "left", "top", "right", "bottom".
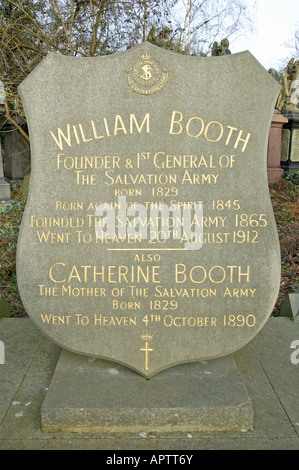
{"left": 0, "top": 81, "right": 11, "bottom": 204}
{"left": 270, "top": 59, "right": 299, "bottom": 170}
{"left": 17, "top": 43, "right": 281, "bottom": 432}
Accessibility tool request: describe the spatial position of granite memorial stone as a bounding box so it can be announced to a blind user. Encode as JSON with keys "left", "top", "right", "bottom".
{"left": 17, "top": 43, "right": 281, "bottom": 378}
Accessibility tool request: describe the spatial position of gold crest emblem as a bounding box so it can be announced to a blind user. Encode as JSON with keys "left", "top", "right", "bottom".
{"left": 126, "top": 52, "right": 168, "bottom": 95}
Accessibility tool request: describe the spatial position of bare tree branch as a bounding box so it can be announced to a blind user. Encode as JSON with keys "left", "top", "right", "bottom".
{"left": 4, "top": 101, "right": 30, "bottom": 142}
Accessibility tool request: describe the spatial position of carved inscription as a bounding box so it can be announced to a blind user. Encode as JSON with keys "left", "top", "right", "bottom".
{"left": 17, "top": 45, "right": 281, "bottom": 376}
{"left": 30, "top": 106, "right": 266, "bottom": 373}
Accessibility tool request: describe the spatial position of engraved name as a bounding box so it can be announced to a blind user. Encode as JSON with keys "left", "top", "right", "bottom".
{"left": 49, "top": 110, "right": 251, "bottom": 152}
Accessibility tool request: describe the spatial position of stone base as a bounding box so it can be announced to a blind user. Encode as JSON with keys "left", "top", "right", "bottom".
{"left": 0, "top": 178, "right": 11, "bottom": 203}
{"left": 280, "top": 291, "right": 299, "bottom": 321}
{"left": 267, "top": 113, "right": 288, "bottom": 183}
{"left": 267, "top": 167, "right": 284, "bottom": 184}
{"left": 41, "top": 350, "right": 253, "bottom": 433}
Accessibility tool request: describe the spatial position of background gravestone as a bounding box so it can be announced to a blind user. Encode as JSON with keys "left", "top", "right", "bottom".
{"left": 0, "top": 141, "right": 11, "bottom": 204}
{"left": 2, "top": 120, "right": 31, "bottom": 182}
{"left": 0, "top": 81, "right": 11, "bottom": 203}
{"left": 17, "top": 43, "right": 281, "bottom": 378}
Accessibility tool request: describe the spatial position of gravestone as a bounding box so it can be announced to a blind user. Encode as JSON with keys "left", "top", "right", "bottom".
{"left": 0, "top": 81, "right": 11, "bottom": 204}
{"left": 290, "top": 128, "right": 299, "bottom": 162}
{"left": 2, "top": 120, "right": 31, "bottom": 181}
{"left": 281, "top": 128, "right": 291, "bottom": 163}
{"left": 17, "top": 43, "right": 281, "bottom": 431}
{"left": 281, "top": 114, "right": 299, "bottom": 168}
{"left": 280, "top": 289, "right": 299, "bottom": 321}
{"left": 0, "top": 142, "right": 11, "bottom": 204}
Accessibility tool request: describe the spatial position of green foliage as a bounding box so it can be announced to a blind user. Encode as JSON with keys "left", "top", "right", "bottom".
{"left": 283, "top": 170, "right": 299, "bottom": 186}
{"left": 0, "top": 185, "right": 27, "bottom": 316}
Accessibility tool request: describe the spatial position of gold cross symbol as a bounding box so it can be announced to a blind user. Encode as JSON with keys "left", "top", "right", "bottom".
{"left": 140, "top": 341, "right": 153, "bottom": 370}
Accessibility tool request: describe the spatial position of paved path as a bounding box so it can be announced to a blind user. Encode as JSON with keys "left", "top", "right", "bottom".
{"left": 0, "top": 317, "right": 298, "bottom": 450}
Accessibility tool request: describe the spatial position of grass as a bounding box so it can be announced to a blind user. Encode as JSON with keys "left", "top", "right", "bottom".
{"left": 0, "top": 175, "right": 298, "bottom": 318}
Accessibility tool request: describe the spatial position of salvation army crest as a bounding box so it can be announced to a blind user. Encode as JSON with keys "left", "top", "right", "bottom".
{"left": 126, "top": 51, "right": 168, "bottom": 94}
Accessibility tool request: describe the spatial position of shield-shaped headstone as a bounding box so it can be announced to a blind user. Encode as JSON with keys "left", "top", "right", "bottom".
{"left": 17, "top": 42, "right": 281, "bottom": 377}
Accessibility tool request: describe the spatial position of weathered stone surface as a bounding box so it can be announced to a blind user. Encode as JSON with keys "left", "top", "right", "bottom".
{"left": 17, "top": 43, "right": 281, "bottom": 377}
{"left": 290, "top": 129, "right": 299, "bottom": 162}
{"left": 0, "top": 140, "right": 11, "bottom": 203}
{"left": 41, "top": 350, "right": 253, "bottom": 432}
{"left": 281, "top": 129, "right": 290, "bottom": 162}
{"left": 267, "top": 113, "right": 287, "bottom": 182}
{"left": 1, "top": 317, "right": 298, "bottom": 447}
{"left": 0, "top": 319, "right": 44, "bottom": 423}
{"left": 280, "top": 291, "right": 299, "bottom": 321}
{"left": 2, "top": 122, "right": 30, "bottom": 181}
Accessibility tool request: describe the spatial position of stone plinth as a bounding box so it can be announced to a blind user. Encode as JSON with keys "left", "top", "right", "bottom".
{"left": 41, "top": 350, "right": 253, "bottom": 433}
{"left": 267, "top": 114, "right": 288, "bottom": 183}
{"left": 0, "top": 178, "right": 11, "bottom": 204}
